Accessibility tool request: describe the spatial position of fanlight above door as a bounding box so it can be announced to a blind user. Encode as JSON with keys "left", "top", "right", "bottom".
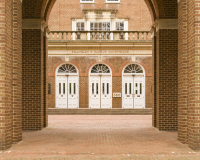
{"left": 58, "top": 64, "right": 77, "bottom": 73}
{"left": 91, "top": 64, "right": 110, "bottom": 73}
{"left": 124, "top": 64, "right": 143, "bottom": 74}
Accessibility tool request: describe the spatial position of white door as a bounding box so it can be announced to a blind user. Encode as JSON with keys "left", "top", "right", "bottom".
{"left": 56, "top": 76, "right": 79, "bottom": 108}
{"left": 68, "top": 76, "right": 79, "bottom": 108}
{"left": 123, "top": 76, "right": 134, "bottom": 108}
{"left": 101, "top": 76, "right": 112, "bottom": 108}
{"left": 134, "top": 76, "right": 145, "bottom": 108}
{"left": 56, "top": 76, "right": 67, "bottom": 108}
{"left": 89, "top": 76, "right": 100, "bottom": 108}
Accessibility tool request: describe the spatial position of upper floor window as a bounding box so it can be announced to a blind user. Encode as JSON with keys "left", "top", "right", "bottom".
{"left": 90, "top": 22, "right": 110, "bottom": 31}
{"left": 80, "top": 0, "right": 94, "bottom": 3}
{"left": 76, "top": 22, "right": 85, "bottom": 31}
{"left": 106, "top": 0, "right": 120, "bottom": 3}
{"left": 116, "top": 22, "right": 124, "bottom": 31}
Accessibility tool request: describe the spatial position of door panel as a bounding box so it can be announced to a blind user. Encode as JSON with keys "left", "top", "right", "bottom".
{"left": 56, "top": 76, "right": 67, "bottom": 108}
{"left": 123, "top": 76, "right": 133, "bottom": 108}
{"left": 68, "top": 76, "right": 79, "bottom": 108}
{"left": 101, "top": 76, "right": 112, "bottom": 108}
{"left": 134, "top": 76, "right": 145, "bottom": 108}
{"left": 89, "top": 76, "right": 100, "bottom": 108}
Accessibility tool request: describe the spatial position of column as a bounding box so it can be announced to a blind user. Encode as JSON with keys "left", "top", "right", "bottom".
{"left": 152, "top": 19, "right": 178, "bottom": 130}
{"left": 22, "top": 19, "right": 47, "bottom": 130}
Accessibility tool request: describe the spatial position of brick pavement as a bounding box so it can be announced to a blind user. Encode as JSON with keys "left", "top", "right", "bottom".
{"left": 0, "top": 115, "right": 200, "bottom": 159}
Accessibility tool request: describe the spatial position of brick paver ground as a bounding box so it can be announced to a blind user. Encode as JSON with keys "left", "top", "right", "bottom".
{"left": 0, "top": 115, "right": 200, "bottom": 159}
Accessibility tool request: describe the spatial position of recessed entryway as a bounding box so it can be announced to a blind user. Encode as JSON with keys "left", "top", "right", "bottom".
{"left": 56, "top": 64, "right": 79, "bottom": 108}
{"left": 89, "top": 64, "right": 112, "bottom": 108}
{"left": 122, "top": 64, "right": 145, "bottom": 108}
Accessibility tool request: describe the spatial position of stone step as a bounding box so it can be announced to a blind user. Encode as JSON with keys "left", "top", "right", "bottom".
{"left": 48, "top": 108, "right": 152, "bottom": 115}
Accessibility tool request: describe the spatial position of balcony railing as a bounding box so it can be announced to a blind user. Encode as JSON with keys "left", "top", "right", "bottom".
{"left": 48, "top": 31, "right": 152, "bottom": 42}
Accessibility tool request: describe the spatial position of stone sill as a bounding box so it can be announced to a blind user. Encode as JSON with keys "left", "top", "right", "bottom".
{"left": 105, "top": 2, "right": 121, "bottom": 4}
{"left": 79, "top": 2, "right": 95, "bottom": 4}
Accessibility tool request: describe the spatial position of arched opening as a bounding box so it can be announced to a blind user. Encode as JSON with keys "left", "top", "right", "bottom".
{"left": 55, "top": 63, "right": 79, "bottom": 108}
{"left": 89, "top": 64, "right": 112, "bottom": 108}
{"left": 122, "top": 64, "right": 145, "bottom": 109}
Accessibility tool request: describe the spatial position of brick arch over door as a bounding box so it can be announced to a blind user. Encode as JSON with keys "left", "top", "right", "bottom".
{"left": 86, "top": 60, "right": 115, "bottom": 77}
{"left": 49, "top": 60, "right": 81, "bottom": 77}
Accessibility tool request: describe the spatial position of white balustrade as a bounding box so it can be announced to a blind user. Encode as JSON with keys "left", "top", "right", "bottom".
{"left": 48, "top": 31, "right": 151, "bottom": 42}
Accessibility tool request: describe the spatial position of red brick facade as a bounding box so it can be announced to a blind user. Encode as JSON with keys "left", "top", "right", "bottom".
{"left": 49, "top": 0, "right": 152, "bottom": 31}
{"left": 47, "top": 56, "right": 153, "bottom": 109}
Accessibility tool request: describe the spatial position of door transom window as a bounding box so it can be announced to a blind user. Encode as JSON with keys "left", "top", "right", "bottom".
{"left": 58, "top": 64, "right": 77, "bottom": 74}
{"left": 124, "top": 64, "right": 143, "bottom": 74}
{"left": 91, "top": 64, "right": 110, "bottom": 73}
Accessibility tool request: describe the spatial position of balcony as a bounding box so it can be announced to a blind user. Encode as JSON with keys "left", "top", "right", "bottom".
{"left": 48, "top": 31, "right": 152, "bottom": 42}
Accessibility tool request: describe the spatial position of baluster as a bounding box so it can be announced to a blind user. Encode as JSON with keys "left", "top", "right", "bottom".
{"left": 133, "top": 32, "right": 135, "bottom": 40}
{"left": 110, "top": 32, "right": 113, "bottom": 40}
{"left": 137, "top": 32, "right": 139, "bottom": 40}
{"left": 92, "top": 32, "right": 95, "bottom": 40}
{"left": 99, "top": 32, "right": 101, "bottom": 40}
{"left": 142, "top": 32, "right": 144, "bottom": 40}
{"left": 87, "top": 32, "right": 90, "bottom": 40}
{"left": 61, "top": 32, "right": 64, "bottom": 40}
{"left": 125, "top": 32, "right": 128, "bottom": 40}
{"left": 57, "top": 32, "right": 59, "bottom": 40}
{"left": 52, "top": 33, "right": 54, "bottom": 40}
{"left": 66, "top": 32, "right": 68, "bottom": 41}
{"left": 146, "top": 32, "right": 149, "bottom": 40}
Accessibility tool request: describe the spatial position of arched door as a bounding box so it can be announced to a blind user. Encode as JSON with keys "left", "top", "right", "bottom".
{"left": 122, "top": 64, "right": 145, "bottom": 108}
{"left": 56, "top": 64, "right": 79, "bottom": 108}
{"left": 89, "top": 64, "right": 112, "bottom": 108}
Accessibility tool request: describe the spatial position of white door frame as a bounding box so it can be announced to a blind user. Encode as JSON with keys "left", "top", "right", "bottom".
{"left": 122, "top": 63, "right": 145, "bottom": 108}
{"left": 89, "top": 63, "right": 112, "bottom": 108}
{"left": 55, "top": 63, "right": 79, "bottom": 108}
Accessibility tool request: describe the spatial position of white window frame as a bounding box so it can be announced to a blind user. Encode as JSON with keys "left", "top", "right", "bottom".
{"left": 90, "top": 21, "right": 111, "bottom": 31}
{"left": 106, "top": 0, "right": 120, "bottom": 3}
{"left": 80, "top": 0, "right": 94, "bottom": 3}
{"left": 76, "top": 22, "right": 85, "bottom": 31}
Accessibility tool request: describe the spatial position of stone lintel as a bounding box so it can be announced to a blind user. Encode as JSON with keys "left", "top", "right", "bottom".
{"left": 150, "top": 19, "right": 178, "bottom": 35}
{"left": 22, "top": 19, "right": 49, "bottom": 32}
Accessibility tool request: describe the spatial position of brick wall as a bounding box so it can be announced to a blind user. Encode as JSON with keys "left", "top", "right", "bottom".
{"left": 47, "top": 55, "right": 152, "bottom": 109}
{"left": 49, "top": 0, "right": 152, "bottom": 31}
{"left": 178, "top": 0, "right": 188, "bottom": 144}
{"left": 22, "top": 29, "right": 44, "bottom": 130}
{"left": 152, "top": 35, "right": 157, "bottom": 127}
{"left": 187, "top": 0, "right": 200, "bottom": 150}
{"left": 0, "top": 0, "right": 22, "bottom": 150}
{"left": 13, "top": 0, "right": 22, "bottom": 143}
{"left": 156, "top": 29, "right": 178, "bottom": 130}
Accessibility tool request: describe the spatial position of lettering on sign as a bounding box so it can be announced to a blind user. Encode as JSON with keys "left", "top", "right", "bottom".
{"left": 72, "top": 50, "right": 129, "bottom": 54}
{"left": 113, "top": 93, "right": 121, "bottom": 98}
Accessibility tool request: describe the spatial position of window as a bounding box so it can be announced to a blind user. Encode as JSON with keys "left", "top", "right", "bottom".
{"left": 106, "top": 0, "right": 120, "bottom": 2}
{"left": 91, "top": 64, "right": 110, "bottom": 73}
{"left": 76, "top": 22, "right": 85, "bottom": 31}
{"left": 80, "top": 0, "right": 94, "bottom": 3}
{"left": 58, "top": 64, "right": 77, "bottom": 74}
{"left": 90, "top": 22, "right": 110, "bottom": 31}
{"left": 116, "top": 22, "right": 124, "bottom": 31}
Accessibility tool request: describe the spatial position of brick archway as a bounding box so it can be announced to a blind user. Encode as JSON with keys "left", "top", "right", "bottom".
{"left": 4, "top": 0, "right": 200, "bottom": 152}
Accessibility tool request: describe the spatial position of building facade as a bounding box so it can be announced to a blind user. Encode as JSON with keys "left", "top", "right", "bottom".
{"left": 47, "top": 0, "right": 153, "bottom": 109}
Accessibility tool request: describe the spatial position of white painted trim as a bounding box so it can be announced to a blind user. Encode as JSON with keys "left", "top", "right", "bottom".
{"left": 89, "top": 63, "right": 112, "bottom": 108}
{"left": 122, "top": 63, "right": 146, "bottom": 109}
{"left": 55, "top": 63, "right": 79, "bottom": 109}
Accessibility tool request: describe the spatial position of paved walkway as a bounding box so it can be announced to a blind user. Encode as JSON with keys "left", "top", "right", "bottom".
{"left": 0, "top": 115, "right": 200, "bottom": 159}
